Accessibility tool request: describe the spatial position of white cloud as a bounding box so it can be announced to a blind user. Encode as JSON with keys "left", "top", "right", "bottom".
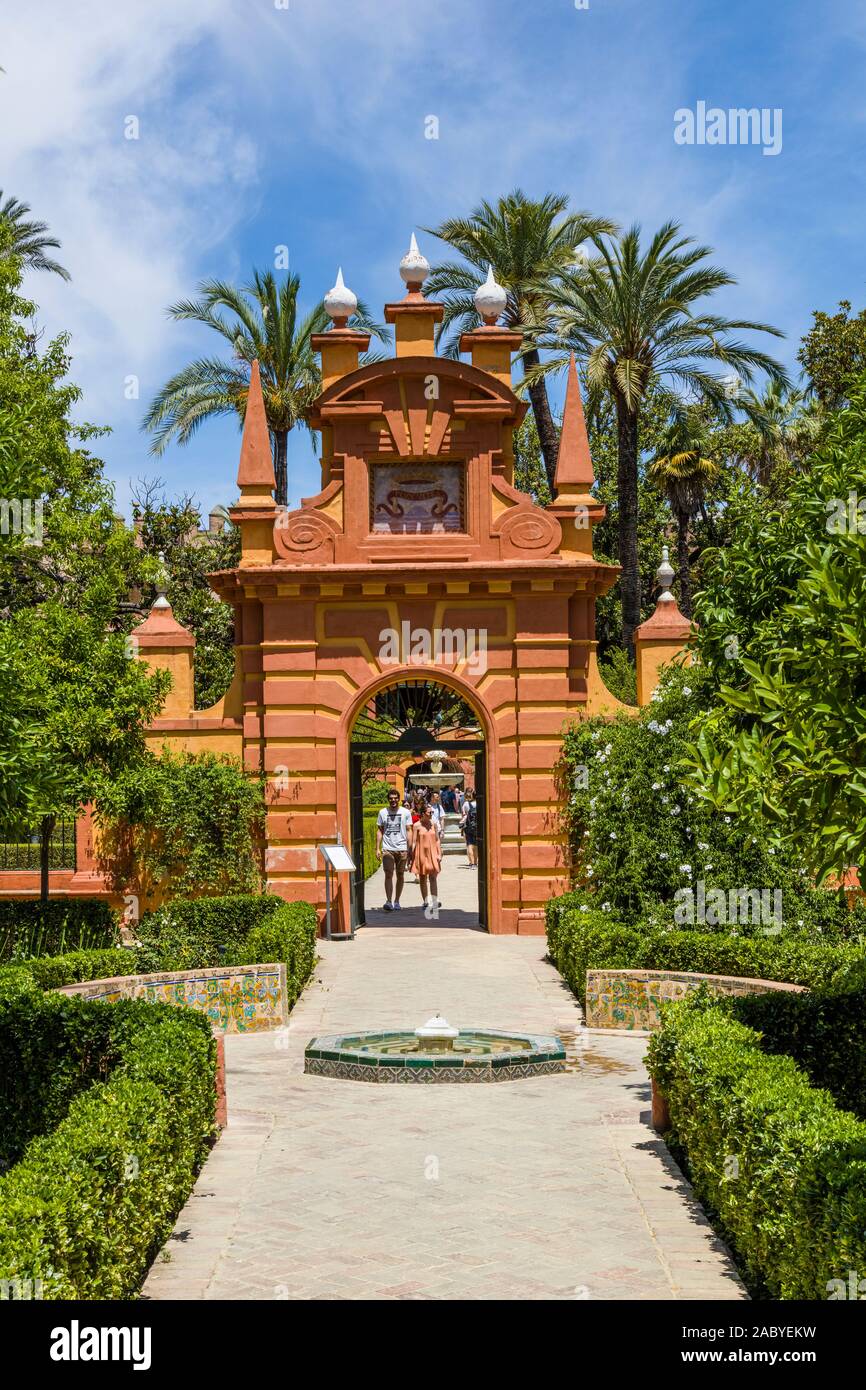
{"left": 0, "top": 0, "right": 856, "bottom": 518}
{"left": 0, "top": 0, "right": 258, "bottom": 422}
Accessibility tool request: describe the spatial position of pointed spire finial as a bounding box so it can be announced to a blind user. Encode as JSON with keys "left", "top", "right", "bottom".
{"left": 324, "top": 267, "right": 358, "bottom": 326}
{"left": 475, "top": 264, "right": 507, "bottom": 325}
{"left": 237, "top": 359, "right": 276, "bottom": 493}
{"left": 554, "top": 352, "right": 594, "bottom": 493}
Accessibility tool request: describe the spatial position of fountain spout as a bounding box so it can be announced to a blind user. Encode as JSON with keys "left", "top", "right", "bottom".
{"left": 415, "top": 1014, "right": 459, "bottom": 1052}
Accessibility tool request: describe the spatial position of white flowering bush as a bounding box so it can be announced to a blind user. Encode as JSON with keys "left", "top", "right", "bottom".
{"left": 557, "top": 664, "right": 865, "bottom": 941}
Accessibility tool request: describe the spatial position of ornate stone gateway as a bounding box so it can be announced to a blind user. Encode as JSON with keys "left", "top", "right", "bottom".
{"left": 206, "top": 237, "right": 633, "bottom": 936}
{"left": 0, "top": 239, "right": 695, "bottom": 917}
{"left": 109, "top": 236, "right": 690, "bottom": 936}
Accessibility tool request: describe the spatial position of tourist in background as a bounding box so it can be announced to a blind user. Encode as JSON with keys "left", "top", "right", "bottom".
{"left": 428, "top": 789, "right": 445, "bottom": 839}
{"left": 460, "top": 786, "right": 478, "bottom": 868}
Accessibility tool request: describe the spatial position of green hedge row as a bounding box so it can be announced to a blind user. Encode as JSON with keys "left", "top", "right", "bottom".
{"left": 545, "top": 898, "right": 865, "bottom": 1007}
{"left": 0, "top": 899, "right": 117, "bottom": 963}
{"left": 0, "top": 950, "right": 138, "bottom": 1169}
{"left": 646, "top": 993, "right": 866, "bottom": 1299}
{"left": 229, "top": 902, "right": 318, "bottom": 1009}
{"left": 135, "top": 893, "right": 318, "bottom": 1008}
{"left": 0, "top": 892, "right": 320, "bottom": 1298}
{"left": 7, "top": 947, "right": 134, "bottom": 994}
{"left": 363, "top": 812, "right": 379, "bottom": 882}
{"left": 0, "top": 983, "right": 216, "bottom": 1299}
{"left": 732, "top": 979, "right": 866, "bottom": 1122}
{"left": 135, "top": 893, "right": 286, "bottom": 973}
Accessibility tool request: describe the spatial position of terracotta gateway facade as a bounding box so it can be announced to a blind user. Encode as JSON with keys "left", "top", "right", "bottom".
{"left": 0, "top": 244, "right": 689, "bottom": 930}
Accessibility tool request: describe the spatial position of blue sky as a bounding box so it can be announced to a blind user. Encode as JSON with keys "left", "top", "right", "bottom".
{"left": 2, "top": 0, "right": 864, "bottom": 519}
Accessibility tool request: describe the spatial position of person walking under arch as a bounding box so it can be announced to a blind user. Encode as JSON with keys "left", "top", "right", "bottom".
{"left": 413, "top": 804, "right": 442, "bottom": 918}
{"left": 460, "top": 786, "right": 478, "bottom": 868}
{"left": 376, "top": 789, "right": 414, "bottom": 911}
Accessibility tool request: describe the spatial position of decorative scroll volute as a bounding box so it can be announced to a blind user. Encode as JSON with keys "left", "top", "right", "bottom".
{"left": 273, "top": 509, "right": 339, "bottom": 564}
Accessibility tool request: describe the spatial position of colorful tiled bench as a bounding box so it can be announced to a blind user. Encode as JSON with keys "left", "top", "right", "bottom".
{"left": 585, "top": 968, "right": 806, "bottom": 1031}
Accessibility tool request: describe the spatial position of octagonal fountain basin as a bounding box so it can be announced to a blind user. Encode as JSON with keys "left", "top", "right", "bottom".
{"left": 304, "top": 1017, "right": 566, "bottom": 1084}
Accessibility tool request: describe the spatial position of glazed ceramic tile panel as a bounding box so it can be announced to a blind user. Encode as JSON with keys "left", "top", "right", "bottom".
{"left": 585, "top": 968, "right": 805, "bottom": 1031}
{"left": 57, "top": 962, "right": 288, "bottom": 1033}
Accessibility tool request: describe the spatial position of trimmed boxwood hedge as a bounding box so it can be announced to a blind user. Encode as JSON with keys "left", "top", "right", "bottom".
{"left": 646, "top": 992, "right": 866, "bottom": 1300}
{"left": 135, "top": 893, "right": 287, "bottom": 973}
{"left": 363, "top": 811, "right": 379, "bottom": 882}
{"left": 0, "top": 898, "right": 117, "bottom": 963}
{"left": 0, "top": 892, "right": 319, "bottom": 1298}
{"left": 0, "top": 977, "right": 217, "bottom": 1299}
{"left": 11, "top": 947, "right": 135, "bottom": 993}
{"left": 545, "top": 897, "right": 866, "bottom": 1007}
{"left": 228, "top": 902, "right": 318, "bottom": 1009}
{"left": 731, "top": 980, "right": 866, "bottom": 1122}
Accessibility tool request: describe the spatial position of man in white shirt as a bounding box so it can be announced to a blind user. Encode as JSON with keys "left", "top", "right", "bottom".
{"left": 376, "top": 789, "right": 414, "bottom": 911}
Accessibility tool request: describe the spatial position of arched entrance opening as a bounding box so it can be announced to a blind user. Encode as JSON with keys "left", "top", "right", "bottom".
{"left": 349, "top": 678, "right": 487, "bottom": 929}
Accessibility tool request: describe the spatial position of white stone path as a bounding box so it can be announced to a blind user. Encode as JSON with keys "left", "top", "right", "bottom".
{"left": 143, "top": 858, "right": 746, "bottom": 1301}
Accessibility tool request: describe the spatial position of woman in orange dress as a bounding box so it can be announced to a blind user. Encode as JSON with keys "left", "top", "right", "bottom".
{"left": 412, "top": 806, "right": 442, "bottom": 913}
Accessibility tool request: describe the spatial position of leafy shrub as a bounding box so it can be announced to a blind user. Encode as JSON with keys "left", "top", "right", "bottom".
{"left": 0, "top": 978, "right": 125, "bottom": 1168}
{"left": 135, "top": 893, "right": 285, "bottom": 974}
{"left": 20, "top": 947, "right": 134, "bottom": 992}
{"left": 0, "top": 898, "right": 117, "bottom": 963}
{"left": 829, "top": 954, "right": 866, "bottom": 992}
{"left": 95, "top": 748, "right": 265, "bottom": 906}
{"left": 732, "top": 982, "right": 866, "bottom": 1121}
{"left": 0, "top": 997, "right": 216, "bottom": 1298}
{"left": 229, "top": 901, "right": 317, "bottom": 1008}
{"left": 546, "top": 898, "right": 863, "bottom": 1007}
{"left": 363, "top": 811, "right": 379, "bottom": 881}
{"left": 598, "top": 647, "right": 637, "bottom": 705}
{"left": 647, "top": 992, "right": 866, "bottom": 1299}
{"left": 558, "top": 664, "right": 865, "bottom": 941}
{"left": 362, "top": 779, "right": 392, "bottom": 807}
{"left": 686, "top": 381, "right": 866, "bottom": 882}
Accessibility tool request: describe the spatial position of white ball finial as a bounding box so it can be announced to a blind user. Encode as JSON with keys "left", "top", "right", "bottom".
{"left": 475, "top": 264, "right": 507, "bottom": 324}
{"left": 323, "top": 267, "right": 357, "bottom": 324}
{"left": 657, "top": 544, "right": 675, "bottom": 602}
{"left": 399, "top": 232, "right": 430, "bottom": 288}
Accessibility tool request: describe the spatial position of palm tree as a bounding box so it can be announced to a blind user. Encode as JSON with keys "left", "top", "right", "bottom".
{"left": 534, "top": 222, "right": 789, "bottom": 654}
{"left": 424, "top": 191, "right": 617, "bottom": 492}
{"left": 734, "top": 381, "right": 822, "bottom": 487}
{"left": 143, "top": 270, "right": 385, "bottom": 507}
{"left": 0, "top": 191, "right": 70, "bottom": 279}
{"left": 648, "top": 411, "right": 722, "bottom": 618}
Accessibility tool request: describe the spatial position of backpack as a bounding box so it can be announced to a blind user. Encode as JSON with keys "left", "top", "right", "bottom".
{"left": 465, "top": 802, "right": 477, "bottom": 834}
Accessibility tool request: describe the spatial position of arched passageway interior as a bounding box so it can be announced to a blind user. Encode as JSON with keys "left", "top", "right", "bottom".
{"left": 350, "top": 679, "right": 487, "bottom": 930}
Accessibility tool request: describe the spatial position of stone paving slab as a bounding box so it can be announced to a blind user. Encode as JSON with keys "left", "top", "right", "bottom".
{"left": 142, "top": 913, "right": 747, "bottom": 1302}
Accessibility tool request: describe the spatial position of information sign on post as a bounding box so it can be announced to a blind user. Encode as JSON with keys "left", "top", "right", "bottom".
{"left": 317, "top": 843, "right": 357, "bottom": 940}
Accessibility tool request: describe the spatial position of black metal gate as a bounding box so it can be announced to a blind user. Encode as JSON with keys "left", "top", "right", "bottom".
{"left": 349, "top": 749, "right": 366, "bottom": 929}
{"left": 474, "top": 747, "right": 488, "bottom": 929}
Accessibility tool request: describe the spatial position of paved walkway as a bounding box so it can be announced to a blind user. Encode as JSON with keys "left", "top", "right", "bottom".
{"left": 362, "top": 848, "right": 480, "bottom": 929}
{"left": 142, "top": 892, "right": 747, "bottom": 1301}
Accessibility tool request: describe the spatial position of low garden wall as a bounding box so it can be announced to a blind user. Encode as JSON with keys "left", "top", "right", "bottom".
{"left": 586, "top": 967, "right": 805, "bottom": 1031}
{"left": 57, "top": 961, "right": 289, "bottom": 1033}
